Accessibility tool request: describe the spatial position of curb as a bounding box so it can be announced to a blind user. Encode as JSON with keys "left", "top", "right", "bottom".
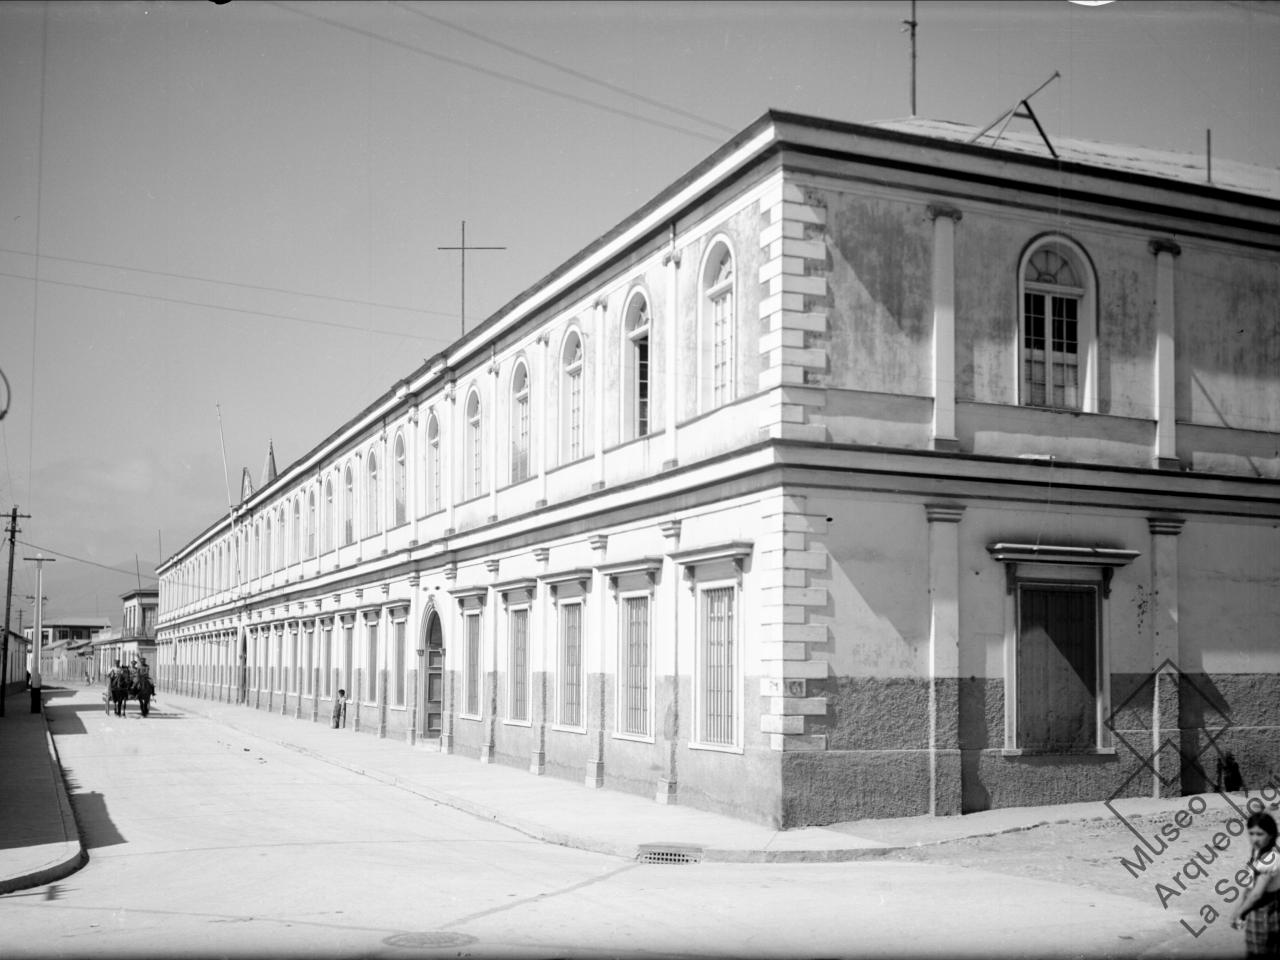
{"left": 0, "top": 708, "right": 87, "bottom": 895}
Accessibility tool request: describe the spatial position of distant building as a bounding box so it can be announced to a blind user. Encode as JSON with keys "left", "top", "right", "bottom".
{"left": 157, "top": 112, "right": 1280, "bottom": 827}
{"left": 29, "top": 616, "right": 111, "bottom": 682}
{"left": 91, "top": 588, "right": 159, "bottom": 679}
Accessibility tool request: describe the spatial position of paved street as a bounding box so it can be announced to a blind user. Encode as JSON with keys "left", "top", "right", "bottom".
{"left": 0, "top": 687, "right": 1248, "bottom": 958}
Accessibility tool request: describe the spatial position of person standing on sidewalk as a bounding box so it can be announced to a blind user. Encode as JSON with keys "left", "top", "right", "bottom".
{"left": 1231, "top": 811, "right": 1280, "bottom": 957}
{"left": 331, "top": 689, "right": 347, "bottom": 729}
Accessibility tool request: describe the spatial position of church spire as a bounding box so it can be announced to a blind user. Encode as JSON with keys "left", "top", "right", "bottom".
{"left": 261, "top": 439, "right": 277, "bottom": 486}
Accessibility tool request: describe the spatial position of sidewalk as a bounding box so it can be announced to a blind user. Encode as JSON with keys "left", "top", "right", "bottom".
{"left": 1, "top": 683, "right": 1258, "bottom": 893}
{"left": 0, "top": 687, "right": 85, "bottom": 895}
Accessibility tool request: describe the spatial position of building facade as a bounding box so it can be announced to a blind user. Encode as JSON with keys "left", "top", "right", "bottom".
{"left": 156, "top": 112, "right": 1280, "bottom": 827}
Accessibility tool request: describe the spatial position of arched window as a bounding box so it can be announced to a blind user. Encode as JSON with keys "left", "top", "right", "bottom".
{"left": 623, "top": 293, "right": 651, "bottom": 440}
{"left": 343, "top": 463, "right": 355, "bottom": 545}
{"left": 264, "top": 515, "right": 273, "bottom": 573}
{"left": 253, "top": 523, "right": 260, "bottom": 579}
{"left": 367, "top": 449, "right": 382, "bottom": 535}
{"left": 466, "top": 389, "right": 483, "bottom": 498}
{"left": 511, "top": 362, "right": 530, "bottom": 483}
{"left": 1019, "top": 235, "right": 1096, "bottom": 411}
{"left": 393, "top": 432, "right": 407, "bottom": 526}
{"left": 323, "top": 477, "right": 334, "bottom": 552}
{"left": 276, "top": 508, "right": 285, "bottom": 569}
{"left": 306, "top": 490, "right": 316, "bottom": 558}
{"left": 701, "top": 241, "right": 735, "bottom": 411}
{"left": 561, "top": 331, "right": 584, "bottom": 462}
{"left": 426, "top": 413, "right": 441, "bottom": 512}
{"left": 292, "top": 497, "right": 301, "bottom": 564}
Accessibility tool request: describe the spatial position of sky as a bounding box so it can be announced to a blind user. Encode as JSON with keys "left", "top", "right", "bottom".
{"left": 0, "top": 0, "right": 1277, "bottom": 627}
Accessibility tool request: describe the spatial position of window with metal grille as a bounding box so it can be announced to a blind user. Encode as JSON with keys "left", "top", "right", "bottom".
{"left": 1017, "top": 583, "right": 1099, "bottom": 752}
{"left": 620, "top": 595, "right": 650, "bottom": 736}
{"left": 509, "top": 607, "right": 529, "bottom": 721}
{"left": 511, "top": 364, "right": 531, "bottom": 483}
{"left": 365, "top": 621, "right": 379, "bottom": 703}
{"left": 558, "top": 601, "right": 583, "bottom": 727}
{"left": 393, "top": 432, "right": 407, "bottom": 526}
{"left": 699, "top": 586, "right": 736, "bottom": 746}
{"left": 464, "top": 612, "right": 481, "bottom": 716}
{"left": 393, "top": 618, "right": 406, "bottom": 706}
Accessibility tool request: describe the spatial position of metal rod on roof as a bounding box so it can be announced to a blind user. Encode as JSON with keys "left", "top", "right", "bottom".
{"left": 902, "top": 1, "right": 918, "bottom": 117}
{"left": 1207, "top": 128, "right": 1212, "bottom": 184}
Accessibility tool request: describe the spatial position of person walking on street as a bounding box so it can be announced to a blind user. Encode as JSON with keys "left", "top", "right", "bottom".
{"left": 331, "top": 689, "right": 346, "bottom": 729}
{"left": 1231, "top": 811, "right": 1280, "bottom": 957}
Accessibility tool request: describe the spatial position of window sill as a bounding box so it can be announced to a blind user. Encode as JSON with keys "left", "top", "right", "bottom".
{"left": 550, "top": 724, "right": 586, "bottom": 735}
{"left": 612, "top": 731, "right": 655, "bottom": 745}
{"left": 688, "top": 740, "right": 744, "bottom": 756}
{"left": 1002, "top": 747, "right": 1117, "bottom": 758}
{"left": 503, "top": 718, "right": 533, "bottom": 729}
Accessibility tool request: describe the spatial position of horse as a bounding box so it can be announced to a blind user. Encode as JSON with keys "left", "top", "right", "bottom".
{"left": 131, "top": 672, "right": 154, "bottom": 717}
{"left": 108, "top": 668, "right": 131, "bottom": 717}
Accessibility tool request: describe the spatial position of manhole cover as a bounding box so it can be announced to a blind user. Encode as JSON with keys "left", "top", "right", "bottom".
{"left": 383, "top": 932, "right": 477, "bottom": 949}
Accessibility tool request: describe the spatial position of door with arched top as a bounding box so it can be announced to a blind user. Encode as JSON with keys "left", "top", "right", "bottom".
{"left": 421, "top": 611, "right": 444, "bottom": 740}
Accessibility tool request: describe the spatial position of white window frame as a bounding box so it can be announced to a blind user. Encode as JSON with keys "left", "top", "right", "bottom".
{"left": 1016, "top": 234, "right": 1097, "bottom": 412}
{"left": 622, "top": 291, "right": 651, "bottom": 441}
{"left": 466, "top": 388, "right": 484, "bottom": 500}
{"left": 561, "top": 330, "right": 584, "bottom": 464}
{"left": 699, "top": 238, "right": 736, "bottom": 413}
{"left": 363, "top": 614, "right": 380, "bottom": 705}
{"left": 511, "top": 362, "right": 531, "bottom": 484}
{"left": 462, "top": 609, "right": 482, "bottom": 719}
{"left": 343, "top": 464, "right": 355, "bottom": 545}
{"left": 391, "top": 612, "right": 407, "bottom": 708}
{"left": 393, "top": 431, "right": 407, "bottom": 527}
{"left": 322, "top": 478, "right": 334, "bottom": 553}
{"left": 506, "top": 604, "right": 531, "bottom": 725}
{"left": 616, "top": 589, "right": 654, "bottom": 741}
{"left": 426, "top": 413, "right": 441, "bottom": 512}
{"left": 693, "top": 578, "right": 742, "bottom": 751}
{"left": 366, "top": 448, "right": 382, "bottom": 536}
{"left": 555, "top": 598, "right": 585, "bottom": 731}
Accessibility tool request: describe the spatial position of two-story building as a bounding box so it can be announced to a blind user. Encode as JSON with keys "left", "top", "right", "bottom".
{"left": 156, "top": 111, "right": 1280, "bottom": 827}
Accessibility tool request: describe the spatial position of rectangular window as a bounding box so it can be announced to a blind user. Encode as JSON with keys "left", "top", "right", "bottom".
{"left": 342, "top": 623, "right": 354, "bottom": 698}
{"left": 558, "top": 601, "right": 583, "bottom": 727}
{"left": 305, "top": 627, "right": 314, "bottom": 696}
{"left": 275, "top": 632, "right": 284, "bottom": 693}
{"left": 322, "top": 624, "right": 333, "bottom": 697}
{"left": 393, "top": 619, "right": 406, "bottom": 707}
{"left": 1017, "top": 583, "right": 1098, "bottom": 752}
{"left": 508, "top": 607, "right": 529, "bottom": 722}
{"left": 464, "top": 612, "right": 481, "bottom": 716}
{"left": 290, "top": 629, "right": 299, "bottom": 693}
{"left": 1024, "top": 293, "right": 1079, "bottom": 408}
{"left": 620, "top": 595, "right": 650, "bottom": 736}
{"left": 366, "top": 621, "right": 379, "bottom": 703}
{"left": 699, "top": 586, "right": 736, "bottom": 746}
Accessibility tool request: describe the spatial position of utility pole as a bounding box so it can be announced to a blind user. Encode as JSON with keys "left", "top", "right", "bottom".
{"left": 903, "top": 0, "right": 918, "bottom": 117}
{"left": 25, "top": 555, "right": 53, "bottom": 714}
{"left": 1, "top": 506, "right": 31, "bottom": 718}
{"left": 438, "top": 221, "right": 506, "bottom": 338}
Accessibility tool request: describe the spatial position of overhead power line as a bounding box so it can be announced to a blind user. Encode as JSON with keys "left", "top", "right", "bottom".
{"left": 389, "top": 2, "right": 736, "bottom": 135}
{"left": 268, "top": 2, "right": 722, "bottom": 144}
{"left": 0, "top": 269, "right": 450, "bottom": 346}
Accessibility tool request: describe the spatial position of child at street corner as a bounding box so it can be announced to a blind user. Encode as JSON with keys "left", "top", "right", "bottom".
{"left": 1231, "top": 811, "right": 1280, "bottom": 957}
{"left": 331, "top": 689, "right": 346, "bottom": 729}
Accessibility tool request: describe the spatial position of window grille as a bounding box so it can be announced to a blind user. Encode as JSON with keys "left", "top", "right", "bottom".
{"left": 621, "top": 596, "right": 650, "bottom": 736}
{"left": 700, "top": 586, "right": 735, "bottom": 746}
{"left": 509, "top": 608, "right": 529, "bottom": 721}
{"left": 559, "top": 601, "right": 583, "bottom": 726}
{"left": 465, "top": 612, "right": 481, "bottom": 715}
{"left": 393, "top": 619, "right": 406, "bottom": 706}
{"left": 366, "top": 621, "right": 379, "bottom": 702}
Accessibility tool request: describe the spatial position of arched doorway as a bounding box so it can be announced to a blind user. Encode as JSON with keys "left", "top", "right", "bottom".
{"left": 421, "top": 610, "right": 445, "bottom": 740}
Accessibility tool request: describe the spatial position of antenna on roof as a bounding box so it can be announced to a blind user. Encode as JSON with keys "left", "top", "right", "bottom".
{"left": 968, "top": 71, "right": 1061, "bottom": 158}
{"left": 216, "top": 402, "right": 234, "bottom": 512}
{"left": 901, "top": 1, "right": 918, "bottom": 117}
{"left": 1206, "top": 128, "right": 1213, "bottom": 184}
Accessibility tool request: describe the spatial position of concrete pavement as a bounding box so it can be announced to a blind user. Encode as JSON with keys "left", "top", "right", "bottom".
{"left": 0, "top": 681, "right": 1259, "bottom": 893}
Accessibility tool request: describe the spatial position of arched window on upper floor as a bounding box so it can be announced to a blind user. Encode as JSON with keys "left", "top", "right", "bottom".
{"left": 466, "top": 389, "right": 484, "bottom": 499}
{"left": 393, "top": 432, "right": 407, "bottom": 526}
{"left": 561, "top": 331, "right": 584, "bottom": 463}
{"left": 623, "top": 292, "right": 651, "bottom": 440}
{"left": 306, "top": 489, "right": 316, "bottom": 558}
{"left": 292, "top": 497, "right": 301, "bottom": 565}
{"left": 323, "top": 477, "right": 334, "bottom": 553}
{"left": 367, "top": 449, "right": 382, "bottom": 535}
{"left": 426, "top": 413, "right": 441, "bottom": 512}
{"left": 511, "top": 361, "right": 531, "bottom": 484}
{"left": 276, "top": 507, "right": 286, "bottom": 569}
{"left": 343, "top": 463, "right": 355, "bottom": 545}
{"left": 253, "top": 523, "right": 260, "bottom": 579}
{"left": 1018, "top": 235, "right": 1097, "bottom": 412}
{"left": 700, "top": 240, "right": 736, "bottom": 412}
{"left": 263, "top": 515, "right": 273, "bottom": 573}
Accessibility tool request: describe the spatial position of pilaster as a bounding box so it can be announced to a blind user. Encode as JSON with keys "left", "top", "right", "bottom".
{"left": 1149, "top": 514, "right": 1185, "bottom": 798}
{"left": 926, "top": 503, "right": 965, "bottom": 815}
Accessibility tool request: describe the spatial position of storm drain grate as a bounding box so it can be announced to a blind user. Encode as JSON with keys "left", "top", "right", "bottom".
{"left": 637, "top": 843, "right": 703, "bottom": 864}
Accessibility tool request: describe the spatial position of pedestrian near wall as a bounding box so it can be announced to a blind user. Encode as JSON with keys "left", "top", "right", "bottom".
{"left": 1231, "top": 811, "right": 1280, "bottom": 957}
{"left": 331, "top": 689, "right": 346, "bottom": 729}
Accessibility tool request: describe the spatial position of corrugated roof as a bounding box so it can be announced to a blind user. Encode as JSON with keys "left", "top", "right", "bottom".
{"left": 868, "top": 117, "right": 1280, "bottom": 201}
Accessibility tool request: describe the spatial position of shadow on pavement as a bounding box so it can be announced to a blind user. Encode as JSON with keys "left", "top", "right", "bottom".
{"left": 63, "top": 777, "right": 126, "bottom": 850}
